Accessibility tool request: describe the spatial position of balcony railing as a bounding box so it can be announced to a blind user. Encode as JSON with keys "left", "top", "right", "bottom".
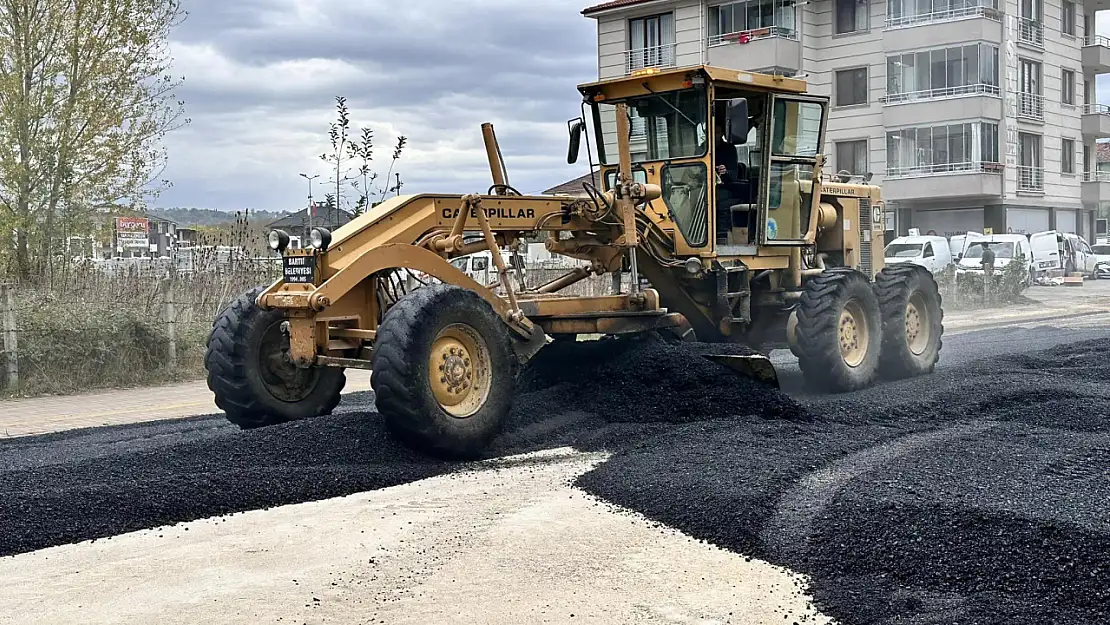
{"left": 1083, "top": 103, "right": 1110, "bottom": 115}
{"left": 884, "top": 4, "right": 1002, "bottom": 29}
{"left": 707, "top": 25, "right": 798, "bottom": 46}
{"left": 1017, "top": 92, "right": 1045, "bottom": 121}
{"left": 624, "top": 44, "right": 677, "bottom": 74}
{"left": 1017, "top": 165, "right": 1045, "bottom": 192}
{"left": 1084, "top": 35, "right": 1110, "bottom": 48}
{"left": 1082, "top": 171, "right": 1110, "bottom": 182}
{"left": 880, "top": 83, "right": 1000, "bottom": 104}
{"left": 885, "top": 161, "right": 1004, "bottom": 179}
{"left": 1017, "top": 17, "right": 1044, "bottom": 48}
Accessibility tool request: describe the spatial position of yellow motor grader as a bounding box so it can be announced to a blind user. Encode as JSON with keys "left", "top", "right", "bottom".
{"left": 205, "top": 65, "right": 943, "bottom": 458}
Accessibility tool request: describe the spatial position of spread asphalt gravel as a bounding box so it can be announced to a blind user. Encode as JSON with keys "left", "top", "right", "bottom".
{"left": 2, "top": 324, "right": 1109, "bottom": 624}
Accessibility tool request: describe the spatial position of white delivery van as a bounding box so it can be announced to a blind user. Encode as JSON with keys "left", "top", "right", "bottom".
{"left": 1028, "top": 230, "right": 1097, "bottom": 278}
{"left": 949, "top": 231, "right": 983, "bottom": 261}
{"left": 449, "top": 250, "right": 528, "bottom": 285}
{"left": 956, "top": 234, "right": 1034, "bottom": 284}
{"left": 883, "top": 235, "right": 954, "bottom": 275}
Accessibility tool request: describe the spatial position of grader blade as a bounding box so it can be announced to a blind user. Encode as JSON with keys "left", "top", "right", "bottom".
{"left": 702, "top": 353, "right": 780, "bottom": 389}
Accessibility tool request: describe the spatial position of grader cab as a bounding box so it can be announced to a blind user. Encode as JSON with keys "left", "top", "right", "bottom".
{"left": 205, "top": 65, "right": 943, "bottom": 458}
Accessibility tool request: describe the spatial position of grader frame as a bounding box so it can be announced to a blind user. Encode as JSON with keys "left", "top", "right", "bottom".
{"left": 206, "top": 65, "right": 944, "bottom": 458}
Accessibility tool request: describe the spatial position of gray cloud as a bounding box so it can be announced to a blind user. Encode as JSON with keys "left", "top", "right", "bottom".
{"left": 159, "top": 0, "right": 599, "bottom": 212}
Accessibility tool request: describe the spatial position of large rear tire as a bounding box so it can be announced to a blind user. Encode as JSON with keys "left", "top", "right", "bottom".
{"left": 795, "top": 268, "right": 882, "bottom": 393}
{"left": 205, "top": 287, "right": 346, "bottom": 428}
{"left": 370, "top": 284, "right": 517, "bottom": 459}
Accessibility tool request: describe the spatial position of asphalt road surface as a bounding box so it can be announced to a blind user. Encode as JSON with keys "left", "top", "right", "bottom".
{"left": 2, "top": 322, "right": 1109, "bottom": 624}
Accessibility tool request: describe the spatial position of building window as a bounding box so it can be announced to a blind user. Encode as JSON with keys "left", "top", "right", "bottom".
{"left": 1062, "top": 0, "right": 1075, "bottom": 36}
{"left": 886, "top": 0, "right": 1000, "bottom": 28}
{"left": 708, "top": 0, "right": 798, "bottom": 44}
{"left": 1018, "top": 0, "right": 1044, "bottom": 47}
{"left": 1018, "top": 132, "right": 1043, "bottom": 191}
{"left": 1062, "top": 138, "right": 1075, "bottom": 174}
{"left": 885, "top": 43, "right": 999, "bottom": 102}
{"left": 1018, "top": 58, "right": 1043, "bottom": 120}
{"left": 627, "top": 13, "right": 676, "bottom": 72}
{"left": 885, "top": 121, "right": 1000, "bottom": 177}
{"left": 835, "top": 0, "right": 868, "bottom": 34}
{"left": 836, "top": 140, "right": 869, "bottom": 175}
{"left": 835, "top": 67, "right": 868, "bottom": 106}
{"left": 1062, "top": 69, "right": 1075, "bottom": 105}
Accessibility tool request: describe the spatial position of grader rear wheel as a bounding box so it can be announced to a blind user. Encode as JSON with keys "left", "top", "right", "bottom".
{"left": 205, "top": 287, "right": 346, "bottom": 428}
{"left": 874, "top": 264, "right": 944, "bottom": 380}
{"left": 795, "top": 268, "right": 882, "bottom": 393}
{"left": 371, "top": 284, "right": 517, "bottom": 459}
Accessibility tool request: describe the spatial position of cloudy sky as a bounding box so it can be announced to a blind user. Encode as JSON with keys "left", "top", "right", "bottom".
{"left": 160, "top": 0, "right": 599, "bottom": 212}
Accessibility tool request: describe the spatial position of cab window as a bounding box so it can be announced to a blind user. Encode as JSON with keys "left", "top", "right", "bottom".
{"left": 472, "top": 257, "right": 489, "bottom": 272}
{"left": 594, "top": 87, "right": 708, "bottom": 165}
{"left": 763, "top": 97, "right": 826, "bottom": 243}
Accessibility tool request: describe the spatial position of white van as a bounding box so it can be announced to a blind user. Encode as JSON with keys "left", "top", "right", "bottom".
{"left": 449, "top": 250, "right": 528, "bottom": 285}
{"left": 1092, "top": 242, "right": 1110, "bottom": 279}
{"left": 883, "top": 235, "right": 954, "bottom": 275}
{"left": 949, "top": 231, "right": 983, "bottom": 261}
{"left": 956, "top": 234, "right": 1034, "bottom": 283}
{"left": 1028, "top": 230, "right": 1097, "bottom": 278}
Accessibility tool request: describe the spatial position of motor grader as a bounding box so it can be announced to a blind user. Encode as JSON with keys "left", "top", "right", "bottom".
{"left": 205, "top": 65, "right": 943, "bottom": 458}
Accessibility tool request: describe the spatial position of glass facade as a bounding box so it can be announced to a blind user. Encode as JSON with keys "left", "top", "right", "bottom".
{"left": 886, "top": 121, "right": 1000, "bottom": 177}
{"left": 885, "top": 43, "right": 1000, "bottom": 102}
{"left": 708, "top": 0, "right": 797, "bottom": 43}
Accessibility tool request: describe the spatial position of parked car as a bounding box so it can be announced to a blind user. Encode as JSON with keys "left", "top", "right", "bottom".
{"left": 883, "top": 235, "right": 954, "bottom": 275}
{"left": 1091, "top": 243, "right": 1110, "bottom": 279}
{"left": 956, "top": 234, "right": 1035, "bottom": 284}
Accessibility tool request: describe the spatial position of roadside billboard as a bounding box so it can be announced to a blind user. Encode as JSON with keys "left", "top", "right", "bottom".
{"left": 115, "top": 216, "right": 149, "bottom": 250}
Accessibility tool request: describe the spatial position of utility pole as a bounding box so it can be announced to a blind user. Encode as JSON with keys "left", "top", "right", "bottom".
{"left": 299, "top": 173, "right": 320, "bottom": 232}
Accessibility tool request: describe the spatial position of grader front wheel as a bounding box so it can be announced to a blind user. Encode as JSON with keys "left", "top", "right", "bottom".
{"left": 795, "top": 268, "right": 882, "bottom": 393}
{"left": 874, "top": 264, "right": 944, "bottom": 380}
{"left": 205, "top": 287, "right": 346, "bottom": 428}
{"left": 371, "top": 284, "right": 517, "bottom": 459}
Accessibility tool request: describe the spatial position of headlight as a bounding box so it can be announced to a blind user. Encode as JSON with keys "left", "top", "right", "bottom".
{"left": 268, "top": 229, "right": 290, "bottom": 252}
{"left": 310, "top": 227, "right": 332, "bottom": 251}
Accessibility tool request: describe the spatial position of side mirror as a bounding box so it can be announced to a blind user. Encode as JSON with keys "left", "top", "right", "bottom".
{"left": 724, "top": 98, "right": 749, "bottom": 145}
{"left": 567, "top": 118, "right": 584, "bottom": 165}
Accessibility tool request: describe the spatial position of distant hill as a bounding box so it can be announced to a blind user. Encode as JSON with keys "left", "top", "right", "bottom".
{"left": 149, "top": 207, "right": 293, "bottom": 227}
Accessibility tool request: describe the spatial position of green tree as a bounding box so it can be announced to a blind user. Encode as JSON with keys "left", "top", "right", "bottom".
{"left": 0, "top": 0, "right": 188, "bottom": 280}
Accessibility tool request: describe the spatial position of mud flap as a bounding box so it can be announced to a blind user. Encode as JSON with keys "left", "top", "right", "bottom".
{"left": 702, "top": 353, "right": 780, "bottom": 389}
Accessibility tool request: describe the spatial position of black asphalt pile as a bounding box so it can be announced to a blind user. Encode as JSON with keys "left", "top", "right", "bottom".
{"left": 0, "top": 404, "right": 454, "bottom": 558}
{"left": 515, "top": 333, "right": 807, "bottom": 423}
{"left": 575, "top": 335, "right": 1110, "bottom": 625}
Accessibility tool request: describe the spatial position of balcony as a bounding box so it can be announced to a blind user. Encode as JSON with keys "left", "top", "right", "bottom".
{"left": 1017, "top": 92, "right": 1045, "bottom": 122}
{"left": 1082, "top": 171, "right": 1110, "bottom": 204}
{"left": 883, "top": 8, "right": 1002, "bottom": 50}
{"left": 1083, "top": 35, "right": 1110, "bottom": 74}
{"left": 1017, "top": 166, "right": 1045, "bottom": 193}
{"left": 884, "top": 3, "right": 1002, "bottom": 29}
{"left": 883, "top": 161, "right": 1004, "bottom": 201}
{"left": 881, "top": 85, "right": 1002, "bottom": 127}
{"left": 1017, "top": 17, "right": 1044, "bottom": 49}
{"left": 623, "top": 44, "right": 676, "bottom": 75}
{"left": 1082, "top": 103, "right": 1110, "bottom": 137}
{"left": 706, "top": 26, "right": 800, "bottom": 73}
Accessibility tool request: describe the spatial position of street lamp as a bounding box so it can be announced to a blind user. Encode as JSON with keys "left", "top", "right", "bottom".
{"left": 299, "top": 173, "right": 321, "bottom": 230}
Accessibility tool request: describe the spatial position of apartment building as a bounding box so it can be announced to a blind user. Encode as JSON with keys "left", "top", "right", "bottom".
{"left": 581, "top": 0, "right": 1110, "bottom": 240}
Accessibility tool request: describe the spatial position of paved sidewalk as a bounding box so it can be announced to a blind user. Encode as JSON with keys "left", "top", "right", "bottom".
{"left": 0, "top": 370, "right": 366, "bottom": 439}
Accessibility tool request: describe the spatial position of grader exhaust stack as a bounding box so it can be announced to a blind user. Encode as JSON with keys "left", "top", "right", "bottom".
{"left": 204, "top": 65, "right": 943, "bottom": 459}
